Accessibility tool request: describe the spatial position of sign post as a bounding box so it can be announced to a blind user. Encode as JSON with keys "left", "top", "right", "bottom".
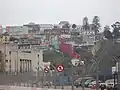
{"left": 44, "top": 67, "right": 49, "bottom": 73}
{"left": 112, "top": 66, "right": 116, "bottom": 74}
{"left": 56, "top": 64, "right": 64, "bottom": 72}
{"left": 56, "top": 64, "right": 64, "bottom": 89}
{"left": 71, "top": 59, "right": 79, "bottom": 66}
{"left": 112, "top": 66, "right": 117, "bottom": 89}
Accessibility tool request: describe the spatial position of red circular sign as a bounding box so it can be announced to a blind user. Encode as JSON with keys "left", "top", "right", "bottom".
{"left": 44, "top": 67, "right": 49, "bottom": 73}
{"left": 56, "top": 64, "right": 64, "bottom": 72}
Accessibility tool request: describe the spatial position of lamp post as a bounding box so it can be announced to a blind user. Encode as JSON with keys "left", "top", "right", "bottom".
{"left": 16, "top": 51, "right": 18, "bottom": 74}
{"left": 81, "top": 60, "right": 85, "bottom": 90}
{"left": 9, "top": 51, "right": 11, "bottom": 74}
{"left": 36, "top": 54, "right": 40, "bottom": 87}
{"left": 71, "top": 64, "right": 74, "bottom": 90}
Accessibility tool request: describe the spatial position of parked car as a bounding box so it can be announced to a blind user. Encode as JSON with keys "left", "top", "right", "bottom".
{"left": 105, "top": 79, "right": 117, "bottom": 89}
{"left": 88, "top": 80, "right": 102, "bottom": 88}
{"left": 85, "top": 79, "right": 95, "bottom": 87}
{"left": 74, "top": 77, "right": 94, "bottom": 88}
{"left": 99, "top": 82, "right": 106, "bottom": 89}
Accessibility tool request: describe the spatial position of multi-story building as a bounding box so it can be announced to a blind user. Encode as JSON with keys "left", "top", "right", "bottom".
{"left": 23, "top": 22, "right": 40, "bottom": 36}
{"left": 39, "top": 24, "right": 53, "bottom": 33}
{"left": 5, "top": 26, "right": 28, "bottom": 38}
{"left": 0, "top": 43, "right": 44, "bottom": 73}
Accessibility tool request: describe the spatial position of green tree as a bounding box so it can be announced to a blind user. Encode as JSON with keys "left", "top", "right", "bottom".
{"left": 104, "top": 25, "right": 113, "bottom": 40}
{"left": 43, "top": 50, "right": 72, "bottom": 70}
{"left": 72, "top": 24, "right": 77, "bottom": 29}
{"left": 82, "top": 16, "right": 90, "bottom": 30}
{"left": 112, "top": 22, "right": 120, "bottom": 39}
{"left": 92, "top": 16, "right": 101, "bottom": 41}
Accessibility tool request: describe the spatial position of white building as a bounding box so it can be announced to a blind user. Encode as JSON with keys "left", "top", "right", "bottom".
{"left": 6, "top": 26, "right": 29, "bottom": 38}
{"left": 39, "top": 24, "right": 53, "bottom": 32}
{"left": 0, "top": 43, "right": 44, "bottom": 73}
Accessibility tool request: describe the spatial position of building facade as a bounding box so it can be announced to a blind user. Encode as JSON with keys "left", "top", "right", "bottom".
{"left": 0, "top": 43, "right": 43, "bottom": 73}
{"left": 6, "top": 26, "right": 29, "bottom": 38}
{"left": 23, "top": 22, "right": 40, "bottom": 35}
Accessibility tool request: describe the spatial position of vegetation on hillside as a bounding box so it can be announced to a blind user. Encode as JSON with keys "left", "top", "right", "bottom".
{"left": 43, "top": 50, "right": 72, "bottom": 69}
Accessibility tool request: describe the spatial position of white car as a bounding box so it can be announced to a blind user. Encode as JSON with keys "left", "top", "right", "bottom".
{"left": 105, "top": 79, "right": 117, "bottom": 88}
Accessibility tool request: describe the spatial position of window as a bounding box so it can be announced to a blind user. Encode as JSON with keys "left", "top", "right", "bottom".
{"left": 5, "top": 60, "right": 8, "bottom": 63}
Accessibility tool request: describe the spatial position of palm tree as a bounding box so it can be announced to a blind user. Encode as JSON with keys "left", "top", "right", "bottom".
{"left": 103, "top": 25, "right": 113, "bottom": 40}
{"left": 92, "top": 16, "right": 101, "bottom": 41}
{"left": 82, "top": 17, "right": 90, "bottom": 30}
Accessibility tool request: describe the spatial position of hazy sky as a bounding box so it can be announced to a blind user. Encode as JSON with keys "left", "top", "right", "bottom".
{"left": 0, "top": 0, "right": 120, "bottom": 27}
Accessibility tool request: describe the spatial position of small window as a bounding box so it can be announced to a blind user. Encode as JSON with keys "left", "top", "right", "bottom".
{"left": 5, "top": 60, "right": 8, "bottom": 63}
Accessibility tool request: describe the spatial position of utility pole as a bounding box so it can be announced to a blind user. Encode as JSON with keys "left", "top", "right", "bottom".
{"left": 71, "top": 65, "right": 74, "bottom": 90}
{"left": 82, "top": 60, "right": 85, "bottom": 90}
{"left": 96, "top": 61, "right": 99, "bottom": 90}
{"left": 36, "top": 54, "right": 40, "bottom": 87}
{"left": 118, "top": 69, "right": 120, "bottom": 90}
{"left": 9, "top": 51, "right": 11, "bottom": 74}
{"left": 61, "top": 52, "right": 64, "bottom": 89}
{"left": 116, "top": 58, "right": 120, "bottom": 90}
{"left": 114, "top": 56, "right": 120, "bottom": 90}
{"left": 17, "top": 51, "right": 18, "bottom": 74}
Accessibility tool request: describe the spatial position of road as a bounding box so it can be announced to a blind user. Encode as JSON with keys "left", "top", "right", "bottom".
{"left": 43, "top": 86, "right": 91, "bottom": 90}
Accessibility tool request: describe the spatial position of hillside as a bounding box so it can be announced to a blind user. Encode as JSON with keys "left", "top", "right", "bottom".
{"left": 43, "top": 50, "right": 72, "bottom": 69}
{"left": 90, "top": 40, "right": 120, "bottom": 76}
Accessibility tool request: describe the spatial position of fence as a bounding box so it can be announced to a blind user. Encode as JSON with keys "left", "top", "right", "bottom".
{"left": 0, "top": 85, "right": 64, "bottom": 90}
{"left": 0, "top": 71, "right": 79, "bottom": 89}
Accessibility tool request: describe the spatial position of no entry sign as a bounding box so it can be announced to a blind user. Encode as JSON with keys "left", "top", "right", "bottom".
{"left": 56, "top": 64, "right": 64, "bottom": 72}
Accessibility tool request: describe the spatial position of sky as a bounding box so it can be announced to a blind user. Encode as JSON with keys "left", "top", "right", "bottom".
{"left": 0, "top": 0, "right": 120, "bottom": 27}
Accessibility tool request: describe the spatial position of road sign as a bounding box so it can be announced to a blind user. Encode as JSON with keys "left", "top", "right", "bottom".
{"left": 112, "top": 66, "right": 116, "bottom": 74}
{"left": 56, "top": 64, "right": 64, "bottom": 72}
{"left": 71, "top": 59, "right": 79, "bottom": 66}
{"left": 44, "top": 67, "right": 49, "bottom": 73}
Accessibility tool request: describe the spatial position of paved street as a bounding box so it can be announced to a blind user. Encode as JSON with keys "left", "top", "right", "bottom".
{"left": 43, "top": 86, "right": 92, "bottom": 90}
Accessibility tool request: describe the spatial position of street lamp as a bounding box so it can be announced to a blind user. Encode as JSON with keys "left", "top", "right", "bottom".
{"left": 36, "top": 54, "right": 40, "bottom": 87}
{"left": 9, "top": 51, "right": 11, "bottom": 74}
